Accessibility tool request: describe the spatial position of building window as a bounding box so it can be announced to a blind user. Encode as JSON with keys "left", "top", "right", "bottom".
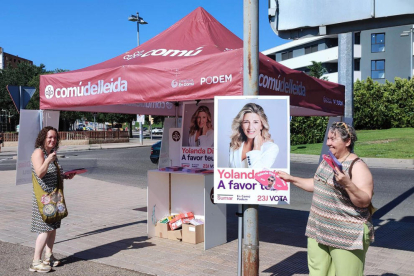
{"left": 354, "top": 32, "right": 361, "bottom": 45}
{"left": 305, "top": 44, "right": 318, "bottom": 54}
{"left": 281, "top": 50, "right": 293, "bottom": 61}
{"left": 354, "top": 59, "right": 360, "bottom": 71}
{"left": 371, "top": 33, "right": 385, "bottom": 52}
{"left": 371, "top": 60, "right": 385, "bottom": 79}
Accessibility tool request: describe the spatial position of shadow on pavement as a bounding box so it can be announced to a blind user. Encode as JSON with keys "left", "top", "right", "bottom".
{"left": 262, "top": 251, "right": 308, "bottom": 276}
{"left": 372, "top": 187, "right": 414, "bottom": 220}
{"left": 61, "top": 236, "right": 155, "bottom": 265}
{"left": 226, "top": 198, "right": 414, "bottom": 252}
{"left": 56, "top": 220, "right": 147, "bottom": 244}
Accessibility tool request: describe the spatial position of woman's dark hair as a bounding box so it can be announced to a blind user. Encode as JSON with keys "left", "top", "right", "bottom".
{"left": 35, "top": 126, "right": 60, "bottom": 150}
{"left": 329, "top": 122, "right": 357, "bottom": 151}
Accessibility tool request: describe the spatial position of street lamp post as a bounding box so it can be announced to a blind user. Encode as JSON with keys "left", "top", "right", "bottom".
{"left": 129, "top": 12, "right": 148, "bottom": 145}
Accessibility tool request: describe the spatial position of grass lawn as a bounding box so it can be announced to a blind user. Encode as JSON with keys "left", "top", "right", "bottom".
{"left": 291, "top": 128, "right": 414, "bottom": 159}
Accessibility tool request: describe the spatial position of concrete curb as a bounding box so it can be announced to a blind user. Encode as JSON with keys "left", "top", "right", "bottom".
{"left": 290, "top": 153, "right": 414, "bottom": 170}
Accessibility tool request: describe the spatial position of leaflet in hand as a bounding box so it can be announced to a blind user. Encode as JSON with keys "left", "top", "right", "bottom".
{"left": 328, "top": 151, "right": 343, "bottom": 171}
{"left": 254, "top": 170, "right": 288, "bottom": 191}
{"left": 63, "top": 168, "right": 87, "bottom": 176}
{"left": 323, "top": 153, "right": 343, "bottom": 171}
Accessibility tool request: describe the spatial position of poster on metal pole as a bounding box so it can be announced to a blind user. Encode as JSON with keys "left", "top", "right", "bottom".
{"left": 214, "top": 96, "right": 290, "bottom": 205}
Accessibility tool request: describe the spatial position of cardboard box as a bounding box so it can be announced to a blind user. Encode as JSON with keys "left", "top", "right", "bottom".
{"left": 167, "top": 229, "right": 182, "bottom": 241}
{"left": 182, "top": 223, "right": 204, "bottom": 244}
{"left": 182, "top": 216, "right": 194, "bottom": 224}
{"left": 155, "top": 222, "right": 170, "bottom": 239}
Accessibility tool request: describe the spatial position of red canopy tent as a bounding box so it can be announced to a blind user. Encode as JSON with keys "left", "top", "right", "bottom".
{"left": 40, "top": 7, "right": 344, "bottom": 117}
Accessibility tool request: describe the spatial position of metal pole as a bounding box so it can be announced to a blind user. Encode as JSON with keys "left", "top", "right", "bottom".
{"left": 410, "top": 27, "right": 413, "bottom": 79}
{"left": 338, "top": 32, "right": 354, "bottom": 119}
{"left": 137, "top": 11, "right": 144, "bottom": 145}
{"left": 237, "top": 204, "right": 243, "bottom": 276}
{"left": 242, "top": 0, "right": 259, "bottom": 275}
{"left": 137, "top": 12, "right": 140, "bottom": 46}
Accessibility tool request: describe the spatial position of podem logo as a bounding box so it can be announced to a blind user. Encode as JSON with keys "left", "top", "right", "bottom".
{"left": 45, "top": 85, "right": 54, "bottom": 99}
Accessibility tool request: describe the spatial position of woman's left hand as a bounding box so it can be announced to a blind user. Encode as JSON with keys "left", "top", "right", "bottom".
{"left": 333, "top": 167, "right": 351, "bottom": 187}
{"left": 66, "top": 173, "right": 76, "bottom": 180}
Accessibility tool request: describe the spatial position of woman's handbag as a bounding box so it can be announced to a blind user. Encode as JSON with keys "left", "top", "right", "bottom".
{"left": 32, "top": 161, "right": 68, "bottom": 223}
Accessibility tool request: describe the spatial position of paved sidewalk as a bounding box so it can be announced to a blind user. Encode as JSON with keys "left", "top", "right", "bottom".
{"left": 1, "top": 141, "right": 413, "bottom": 275}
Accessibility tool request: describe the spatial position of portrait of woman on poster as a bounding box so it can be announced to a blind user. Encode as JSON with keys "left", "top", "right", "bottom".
{"left": 188, "top": 105, "right": 214, "bottom": 147}
{"left": 229, "top": 103, "right": 279, "bottom": 168}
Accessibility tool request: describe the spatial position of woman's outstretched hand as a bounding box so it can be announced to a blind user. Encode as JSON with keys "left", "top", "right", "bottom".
{"left": 65, "top": 172, "right": 76, "bottom": 180}
{"left": 277, "top": 171, "right": 294, "bottom": 182}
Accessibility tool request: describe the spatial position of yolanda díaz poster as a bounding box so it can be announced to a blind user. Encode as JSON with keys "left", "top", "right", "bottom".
{"left": 180, "top": 101, "right": 214, "bottom": 169}
{"left": 213, "top": 96, "right": 290, "bottom": 205}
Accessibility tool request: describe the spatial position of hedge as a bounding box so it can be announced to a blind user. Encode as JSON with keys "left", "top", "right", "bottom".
{"left": 290, "top": 77, "right": 414, "bottom": 145}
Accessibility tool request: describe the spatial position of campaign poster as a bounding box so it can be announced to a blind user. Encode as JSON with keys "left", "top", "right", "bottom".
{"left": 181, "top": 101, "right": 214, "bottom": 169}
{"left": 214, "top": 96, "right": 290, "bottom": 205}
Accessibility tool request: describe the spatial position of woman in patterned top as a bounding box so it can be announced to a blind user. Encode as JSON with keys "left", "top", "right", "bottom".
{"left": 29, "top": 127, "right": 76, "bottom": 273}
{"left": 278, "top": 122, "right": 374, "bottom": 276}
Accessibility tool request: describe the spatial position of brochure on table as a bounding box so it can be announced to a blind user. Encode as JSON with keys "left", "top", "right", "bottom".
{"left": 180, "top": 101, "right": 214, "bottom": 170}
{"left": 213, "top": 96, "right": 291, "bottom": 205}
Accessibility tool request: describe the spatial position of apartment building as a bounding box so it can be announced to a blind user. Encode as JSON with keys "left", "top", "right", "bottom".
{"left": 0, "top": 47, "right": 33, "bottom": 69}
{"left": 262, "top": 24, "right": 414, "bottom": 84}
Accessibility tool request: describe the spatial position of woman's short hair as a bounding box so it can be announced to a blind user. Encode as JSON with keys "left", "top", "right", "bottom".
{"left": 329, "top": 122, "right": 357, "bottom": 151}
{"left": 230, "top": 103, "right": 273, "bottom": 150}
{"left": 35, "top": 126, "right": 60, "bottom": 150}
{"left": 189, "top": 105, "right": 212, "bottom": 135}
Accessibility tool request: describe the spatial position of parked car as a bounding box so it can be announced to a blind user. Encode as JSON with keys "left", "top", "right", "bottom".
{"left": 151, "top": 128, "right": 163, "bottom": 135}
{"left": 150, "top": 141, "right": 161, "bottom": 164}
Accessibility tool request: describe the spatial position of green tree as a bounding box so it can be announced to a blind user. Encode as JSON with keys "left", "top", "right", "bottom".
{"left": 0, "top": 62, "right": 46, "bottom": 131}
{"left": 307, "top": 61, "right": 329, "bottom": 81}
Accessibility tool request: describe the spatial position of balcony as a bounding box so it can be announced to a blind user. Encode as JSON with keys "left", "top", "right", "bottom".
{"left": 323, "top": 71, "right": 362, "bottom": 83}
{"left": 278, "top": 45, "right": 361, "bottom": 70}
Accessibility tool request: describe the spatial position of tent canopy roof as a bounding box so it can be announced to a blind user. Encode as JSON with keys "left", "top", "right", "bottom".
{"left": 40, "top": 7, "right": 344, "bottom": 117}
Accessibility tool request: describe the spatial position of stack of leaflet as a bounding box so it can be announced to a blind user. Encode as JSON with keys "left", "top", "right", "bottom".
{"left": 182, "top": 168, "right": 205, "bottom": 173}
{"left": 200, "top": 170, "right": 214, "bottom": 174}
{"left": 181, "top": 168, "right": 214, "bottom": 174}
{"left": 164, "top": 166, "right": 184, "bottom": 171}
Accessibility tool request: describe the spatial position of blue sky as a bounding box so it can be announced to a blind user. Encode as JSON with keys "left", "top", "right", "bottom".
{"left": 0, "top": 0, "right": 287, "bottom": 72}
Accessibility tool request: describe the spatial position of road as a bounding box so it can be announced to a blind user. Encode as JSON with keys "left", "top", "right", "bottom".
{"left": 1, "top": 147, "right": 413, "bottom": 222}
